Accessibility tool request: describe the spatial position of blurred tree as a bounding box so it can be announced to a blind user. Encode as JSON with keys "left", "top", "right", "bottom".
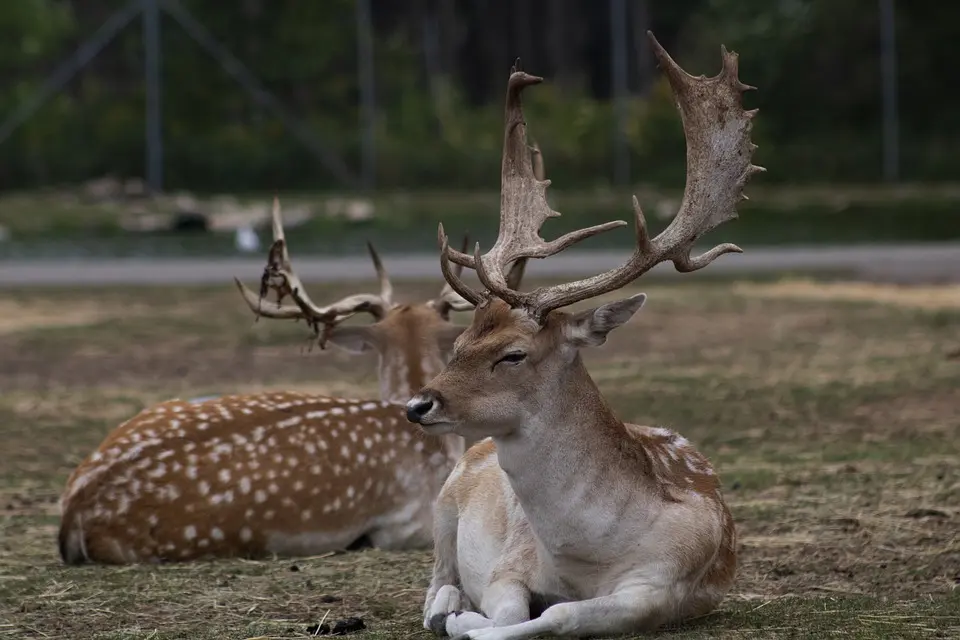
{"left": 0, "top": 0, "right": 955, "bottom": 190}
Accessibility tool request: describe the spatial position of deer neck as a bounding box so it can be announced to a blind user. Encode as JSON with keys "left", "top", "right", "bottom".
{"left": 378, "top": 346, "right": 465, "bottom": 462}
{"left": 492, "top": 355, "right": 655, "bottom": 557}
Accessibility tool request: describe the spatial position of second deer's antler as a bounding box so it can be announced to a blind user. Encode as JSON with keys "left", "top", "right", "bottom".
{"left": 440, "top": 34, "right": 764, "bottom": 321}
{"left": 234, "top": 197, "right": 394, "bottom": 346}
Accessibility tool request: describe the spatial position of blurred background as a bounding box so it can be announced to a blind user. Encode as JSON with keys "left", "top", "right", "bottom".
{"left": 0, "top": 0, "right": 956, "bottom": 265}
{"left": 2, "top": 5, "right": 959, "bottom": 635}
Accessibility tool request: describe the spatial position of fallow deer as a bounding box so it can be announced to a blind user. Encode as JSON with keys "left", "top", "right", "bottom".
{"left": 406, "top": 32, "right": 764, "bottom": 639}
{"left": 57, "top": 199, "right": 527, "bottom": 565}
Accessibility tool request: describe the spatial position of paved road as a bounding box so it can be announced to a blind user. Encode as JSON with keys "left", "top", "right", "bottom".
{"left": 1, "top": 243, "right": 958, "bottom": 287}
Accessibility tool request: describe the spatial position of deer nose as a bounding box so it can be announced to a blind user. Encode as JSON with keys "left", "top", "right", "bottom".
{"left": 405, "top": 394, "right": 435, "bottom": 423}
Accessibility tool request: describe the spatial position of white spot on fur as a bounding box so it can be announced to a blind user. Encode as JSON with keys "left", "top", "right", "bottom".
{"left": 240, "top": 527, "right": 252, "bottom": 542}
{"left": 277, "top": 416, "right": 302, "bottom": 429}
{"left": 184, "top": 525, "right": 197, "bottom": 541}
{"left": 213, "top": 443, "right": 232, "bottom": 456}
{"left": 211, "top": 527, "right": 224, "bottom": 541}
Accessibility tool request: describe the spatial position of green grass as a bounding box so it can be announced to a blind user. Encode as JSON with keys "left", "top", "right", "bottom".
{"left": 0, "top": 276, "right": 958, "bottom": 638}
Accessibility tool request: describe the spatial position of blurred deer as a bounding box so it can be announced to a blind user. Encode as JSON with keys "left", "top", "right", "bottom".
{"left": 58, "top": 197, "right": 527, "bottom": 564}
{"left": 407, "top": 32, "right": 764, "bottom": 639}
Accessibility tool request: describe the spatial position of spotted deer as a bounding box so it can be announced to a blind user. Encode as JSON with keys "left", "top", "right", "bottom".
{"left": 405, "top": 32, "right": 764, "bottom": 639}
{"left": 57, "top": 199, "right": 527, "bottom": 565}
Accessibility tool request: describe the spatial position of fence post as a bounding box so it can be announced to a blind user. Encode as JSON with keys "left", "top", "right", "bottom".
{"left": 144, "top": 0, "right": 163, "bottom": 194}
{"left": 879, "top": 0, "right": 899, "bottom": 182}
{"left": 610, "top": 0, "right": 630, "bottom": 186}
{"left": 356, "top": 0, "right": 376, "bottom": 190}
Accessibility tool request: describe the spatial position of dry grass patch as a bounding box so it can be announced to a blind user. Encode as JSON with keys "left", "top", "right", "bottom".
{"left": 734, "top": 278, "right": 960, "bottom": 310}
{"left": 0, "top": 277, "right": 958, "bottom": 638}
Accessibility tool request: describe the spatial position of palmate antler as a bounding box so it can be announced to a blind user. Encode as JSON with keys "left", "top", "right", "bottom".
{"left": 440, "top": 32, "right": 765, "bottom": 321}
{"left": 234, "top": 197, "right": 395, "bottom": 347}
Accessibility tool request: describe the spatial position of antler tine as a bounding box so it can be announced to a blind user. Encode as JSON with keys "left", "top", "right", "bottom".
{"left": 365, "top": 241, "right": 394, "bottom": 306}
{"left": 234, "top": 277, "right": 303, "bottom": 319}
{"left": 436, "top": 233, "right": 469, "bottom": 299}
{"left": 270, "top": 195, "right": 286, "bottom": 257}
{"left": 433, "top": 233, "right": 477, "bottom": 318}
{"left": 518, "top": 32, "right": 764, "bottom": 320}
{"left": 438, "top": 223, "right": 483, "bottom": 306}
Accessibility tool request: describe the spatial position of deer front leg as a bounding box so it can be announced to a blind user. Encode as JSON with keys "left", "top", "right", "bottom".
{"left": 424, "top": 493, "right": 465, "bottom": 634}
{"left": 450, "top": 583, "right": 676, "bottom": 640}
{"left": 443, "top": 578, "right": 531, "bottom": 636}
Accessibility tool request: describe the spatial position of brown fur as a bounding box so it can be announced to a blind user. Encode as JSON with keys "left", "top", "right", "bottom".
{"left": 60, "top": 393, "right": 448, "bottom": 563}
{"left": 419, "top": 299, "right": 737, "bottom": 632}
{"left": 59, "top": 301, "right": 466, "bottom": 565}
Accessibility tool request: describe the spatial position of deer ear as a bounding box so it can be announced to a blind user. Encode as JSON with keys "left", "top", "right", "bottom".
{"left": 563, "top": 293, "right": 647, "bottom": 348}
{"left": 325, "top": 325, "right": 380, "bottom": 354}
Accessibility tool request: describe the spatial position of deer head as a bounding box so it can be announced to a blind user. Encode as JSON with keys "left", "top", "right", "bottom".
{"left": 407, "top": 32, "right": 764, "bottom": 439}
{"left": 235, "top": 198, "right": 527, "bottom": 404}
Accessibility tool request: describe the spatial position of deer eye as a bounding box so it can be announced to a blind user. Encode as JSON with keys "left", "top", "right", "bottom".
{"left": 495, "top": 351, "right": 527, "bottom": 367}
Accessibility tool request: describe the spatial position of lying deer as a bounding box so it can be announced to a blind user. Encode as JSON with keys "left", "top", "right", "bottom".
{"left": 58, "top": 198, "right": 526, "bottom": 564}
{"left": 406, "top": 32, "right": 763, "bottom": 639}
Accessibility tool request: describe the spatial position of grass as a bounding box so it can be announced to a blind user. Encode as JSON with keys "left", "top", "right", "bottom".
{"left": 1, "top": 183, "right": 960, "bottom": 259}
{"left": 0, "top": 275, "right": 958, "bottom": 638}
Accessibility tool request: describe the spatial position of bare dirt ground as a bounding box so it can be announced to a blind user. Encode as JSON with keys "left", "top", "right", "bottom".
{"left": 0, "top": 276, "right": 958, "bottom": 639}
